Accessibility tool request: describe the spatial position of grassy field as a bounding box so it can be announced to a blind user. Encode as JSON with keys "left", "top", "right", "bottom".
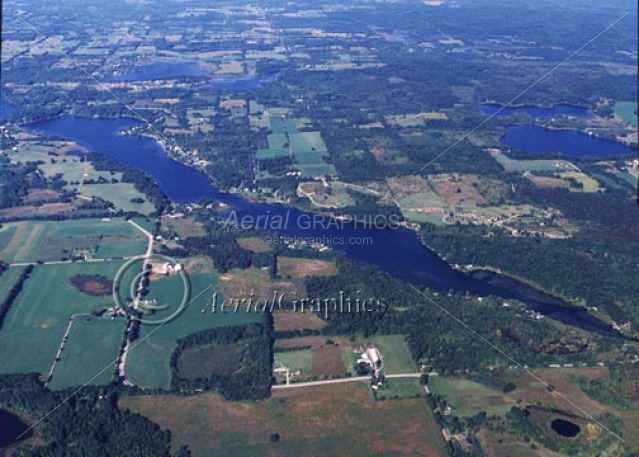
{"left": 274, "top": 349, "right": 312, "bottom": 379}
{"left": 95, "top": 236, "right": 147, "bottom": 258}
{"left": 236, "top": 237, "right": 272, "bottom": 253}
{"left": 0, "top": 219, "right": 145, "bottom": 263}
{"left": 10, "top": 141, "right": 153, "bottom": 214}
{"left": 48, "top": 318, "right": 126, "bottom": 390}
{"left": 378, "top": 377, "right": 424, "bottom": 400}
{"left": 558, "top": 171, "right": 602, "bottom": 193}
{"left": 615, "top": 101, "right": 638, "bottom": 127}
{"left": 126, "top": 274, "right": 260, "bottom": 389}
{"left": 429, "top": 377, "right": 516, "bottom": 417}
{"left": 120, "top": 383, "right": 448, "bottom": 456}
{"left": 488, "top": 149, "right": 573, "bottom": 173}
{"left": 374, "top": 335, "right": 417, "bottom": 374}
{"left": 272, "top": 311, "right": 326, "bottom": 332}
{"left": 277, "top": 257, "right": 338, "bottom": 278}
{"left": 0, "top": 261, "right": 125, "bottom": 375}
{"left": 0, "top": 267, "right": 25, "bottom": 303}
{"left": 81, "top": 183, "right": 155, "bottom": 215}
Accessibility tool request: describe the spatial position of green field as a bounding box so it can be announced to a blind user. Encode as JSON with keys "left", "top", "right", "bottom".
{"left": 489, "top": 149, "right": 572, "bottom": 173}
{"left": 126, "top": 274, "right": 260, "bottom": 389}
{"left": 0, "top": 219, "right": 146, "bottom": 263}
{"left": 0, "top": 267, "right": 25, "bottom": 303}
{"left": 375, "top": 334, "right": 417, "bottom": 374}
{"left": 615, "top": 101, "right": 638, "bottom": 127}
{"left": 48, "top": 318, "right": 126, "bottom": 390}
{"left": 0, "top": 261, "right": 126, "bottom": 375}
{"left": 429, "top": 376, "right": 515, "bottom": 417}
{"left": 81, "top": 183, "right": 155, "bottom": 215}
{"left": 95, "top": 236, "right": 147, "bottom": 258}
{"left": 378, "top": 377, "right": 424, "bottom": 400}
{"left": 274, "top": 349, "right": 312, "bottom": 379}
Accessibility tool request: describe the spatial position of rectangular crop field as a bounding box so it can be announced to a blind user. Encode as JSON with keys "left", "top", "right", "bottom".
{"left": 429, "top": 377, "right": 515, "bottom": 417}
{"left": 48, "top": 318, "right": 126, "bottom": 390}
{"left": 120, "top": 383, "right": 448, "bottom": 456}
{"left": 0, "top": 261, "right": 126, "bottom": 376}
{"left": 374, "top": 335, "right": 416, "bottom": 374}
{"left": 0, "top": 219, "right": 145, "bottom": 263}
{"left": 126, "top": 273, "right": 261, "bottom": 389}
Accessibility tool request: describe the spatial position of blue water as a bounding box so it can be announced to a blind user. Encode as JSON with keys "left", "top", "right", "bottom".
{"left": 0, "top": 409, "right": 32, "bottom": 450}
{"left": 106, "top": 62, "right": 210, "bottom": 82}
{"left": 0, "top": 100, "right": 16, "bottom": 118}
{"left": 481, "top": 103, "right": 592, "bottom": 119}
{"left": 501, "top": 125, "right": 636, "bottom": 158}
{"left": 23, "top": 115, "right": 622, "bottom": 337}
{"left": 200, "top": 72, "right": 279, "bottom": 91}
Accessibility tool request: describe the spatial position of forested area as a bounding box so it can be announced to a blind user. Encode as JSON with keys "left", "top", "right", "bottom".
{"left": 170, "top": 317, "right": 273, "bottom": 400}
{"left": 0, "top": 374, "right": 174, "bottom": 456}
{"left": 306, "top": 257, "right": 611, "bottom": 374}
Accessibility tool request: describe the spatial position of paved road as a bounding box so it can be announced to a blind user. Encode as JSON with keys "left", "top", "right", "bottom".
{"left": 272, "top": 372, "right": 434, "bottom": 390}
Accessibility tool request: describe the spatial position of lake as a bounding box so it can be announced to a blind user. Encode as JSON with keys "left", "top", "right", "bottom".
{"left": 0, "top": 100, "right": 16, "bottom": 118}
{"left": 24, "top": 115, "right": 623, "bottom": 338}
{"left": 0, "top": 409, "right": 32, "bottom": 451}
{"left": 501, "top": 125, "right": 636, "bottom": 158}
{"left": 481, "top": 103, "right": 592, "bottom": 119}
{"left": 199, "top": 72, "right": 279, "bottom": 91}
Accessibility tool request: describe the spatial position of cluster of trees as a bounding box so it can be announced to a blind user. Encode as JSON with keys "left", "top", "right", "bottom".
{"left": 170, "top": 316, "right": 273, "bottom": 400}
{"left": 0, "top": 374, "right": 176, "bottom": 456}
{"left": 305, "top": 257, "right": 612, "bottom": 373}
{"left": 0, "top": 159, "right": 48, "bottom": 209}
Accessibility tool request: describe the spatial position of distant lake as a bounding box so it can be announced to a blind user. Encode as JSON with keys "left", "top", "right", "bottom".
{"left": 0, "top": 409, "right": 32, "bottom": 450}
{"left": 106, "top": 61, "right": 211, "bottom": 82}
{"left": 0, "top": 100, "right": 16, "bottom": 118}
{"left": 23, "top": 115, "right": 625, "bottom": 338}
{"left": 482, "top": 103, "right": 592, "bottom": 119}
{"left": 199, "top": 72, "right": 279, "bottom": 91}
{"left": 501, "top": 125, "right": 636, "bottom": 158}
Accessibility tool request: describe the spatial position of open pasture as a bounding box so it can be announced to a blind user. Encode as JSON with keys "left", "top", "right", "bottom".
{"left": 120, "top": 383, "right": 447, "bottom": 457}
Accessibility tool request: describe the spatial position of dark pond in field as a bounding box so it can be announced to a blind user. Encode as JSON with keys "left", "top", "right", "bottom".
{"left": 481, "top": 103, "right": 592, "bottom": 118}
{"left": 551, "top": 418, "right": 581, "bottom": 437}
{"left": 23, "top": 115, "right": 624, "bottom": 338}
{"left": 0, "top": 409, "right": 32, "bottom": 450}
{"left": 106, "top": 61, "right": 211, "bottom": 82}
{"left": 501, "top": 125, "right": 636, "bottom": 158}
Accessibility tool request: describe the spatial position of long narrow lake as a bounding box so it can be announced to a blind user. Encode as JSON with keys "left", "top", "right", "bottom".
{"left": 501, "top": 125, "right": 637, "bottom": 158}
{"left": 24, "top": 115, "right": 622, "bottom": 337}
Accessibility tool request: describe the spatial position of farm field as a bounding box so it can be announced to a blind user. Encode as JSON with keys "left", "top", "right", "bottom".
{"left": 0, "top": 267, "right": 25, "bottom": 303}
{"left": 274, "top": 349, "right": 312, "bottom": 380}
{"left": 428, "top": 377, "right": 516, "bottom": 417}
{"left": 272, "top": 310, "right": 326, "bottom": 332}
{"left": 48, "top": 318, "right": 126, "bottom": 390}
{"left": 8, "top": 141, "right": 154, "bottom": 214}
{"left": 374, "top": 335, "right": 417, "bottom": 374}
{"left": 0, "top": 261, "right": 125, "bottom": 375}
{"left": 236, "top": 236, "right": 272, "bottom": 253}
{"left": 378, "top": 377, "right": 424, "bottom": 400}
{"left": 276, "top": 257, "right": 338, "bottom": 278}
{"left": 0, "top": 219, "right": 146, "bottom": 263}
{"left": 488, "top": 148, "right": 574, "bottom": 173}
{"left": 615, "top": 101, "right": 638, "bottom": 127}
{"left": 81, "top": 183, "right": 155, "bottom": 215}
{"left": 126, "top": 274, "right": 260, "bottom": 389}
{"left": 120, "top": 383, "right": 448, "bottom": 456}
